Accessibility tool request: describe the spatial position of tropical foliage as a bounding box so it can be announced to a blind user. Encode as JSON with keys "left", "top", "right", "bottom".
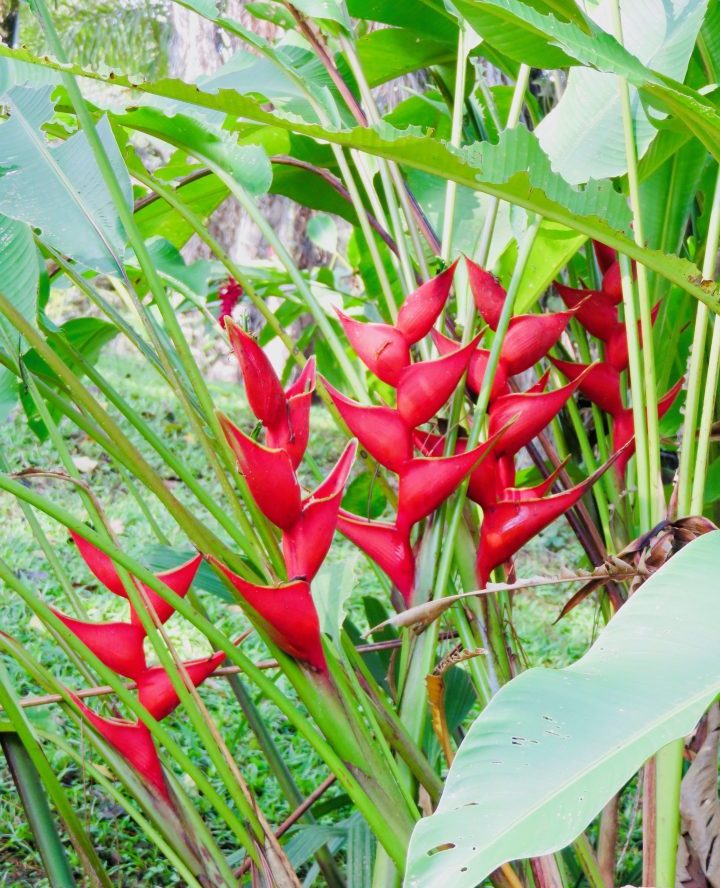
{"left": 0, "top": 0, "right": 719, "bottom": 885}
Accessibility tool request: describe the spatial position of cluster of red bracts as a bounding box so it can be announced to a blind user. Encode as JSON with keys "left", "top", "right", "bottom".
{"left": 217, "top": 276, "right": 243, "bottom": 326}
{"left": 58, "top": 533, "right": 222, "bottom": 801}
{"left": 326, "top": 259, "right": 622, "bottom": 588}
{"left": 552, "top": 243, "right": 682, "bottom": 479}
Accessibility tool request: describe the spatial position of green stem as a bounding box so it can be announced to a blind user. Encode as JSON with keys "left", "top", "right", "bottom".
{"left": 441, "top": 27, "right": 469, "bottom": 263}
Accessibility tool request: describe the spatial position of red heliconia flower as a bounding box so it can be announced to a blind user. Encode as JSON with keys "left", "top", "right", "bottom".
{"left": 336, "top": 512, "right": 415, "bottom": 604}
{"left": 225, "top": 318, "right": 286, "bottom": 429}
{"left": 218, "top": 277, "right": 243, "bottom": 325}
{"left": 467, "top": 259, "right": 505, "bottom": 330}
{"left": 265, "top": 358, "right": 316, "bottom": 469}
{"left": 396, "top": 438, "right": 501, "bottom": 533}
{"left": 72, "top": 698, "right": 169, "bottom": 800}
{"left": 555, "top": 284, "right": 619, "bottom": 340}
{"left": 225, "top": 320, "right": 316, "bottom": 468}
{"left": 396, "top": 334, "right": 481, "bottom": 427}
{"left": 611, "top": 378, "right": 684, "bottom": 477}
{"left": 487, "top": 371, "right": 590, "bottom": 458}
{"left": 70, "top": 532, "right": 202, "bottom": 626}
{"left": 136, "top": 652, "right": 226, "bottom": 721}
{"left": 395, "top": 261, "right": 457, "bottom": 343}
{"left": 321, "top": 379, "right": 412, "bottom": 472}
{"left": 601, "top": 262, "right": 623, "bottom": 303}
{"left": 282, "top": 441, "right": 357, "bottom": 581}
{"left": 219, "top": 413, "right": 302, "bottom": 530}
{"left": 500, "top": 312, "right": 573, "bottom": 376}
{"left": 335, "top": 310, "right": 410, "bottom": 386}
{"left": 500, "top": 458, "right": 570, "bottom": 503}
{"left": 430, "top": 329, "right": 508, "bottom": 401}
{"left": 593, "top": 241, "right": 616, "bottom": 275}
{"left": 476, "top": 453, "right": 622, "bottom": 585}
{"left": 52, "top": 609, "right": 147, "bottom": 680}
{"left": 549, "top": 357, "right": 624, "bottom": 416}
{"left": 411, "top": 431, "right": 516, "bottom": 511}
{"left": 211, "top": 559, "right": 326, "bottom": 672}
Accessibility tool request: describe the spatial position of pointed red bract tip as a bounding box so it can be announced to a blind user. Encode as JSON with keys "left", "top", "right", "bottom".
{"left": 396, "top": 261, "right": 457, "bottom": 344}
{"left": 501, "top": 458, "right": 570, "bottom": 503}
{"left": 72, "top": 696, "right": 169, "bottom": 800}
{"left": 283, "top": 441, "right": 356, "bottom": 581}
{"left": 397, "top": 439, "right": 498, "bottom": 532}
{"left": 220, "top": 413, "right": 302, "bottom": 530}
{"left": 137, "top": 651, "right": 225, "bottom": 722}
{"left": 337, "top": 513, "right": 415, "bottom": 604}
{"left": 605, "top": 302, "right": 660, "bottom": 373}
{"left": 130, "top": 554, "right": 203, "bottom": 627}
{"left": 500, "top": 312, "right": 572, "bottom": 376}
{"left": 396, "top": 334, "right": 481, "bottom": 428}
{"left": 212, "top": 559, "right": 325, "bottom": 671}
{"left": 611, "top": 378, "right": 683, "bottom": 477}
{"left": 466, "top": 259, "right": 505, "bottom": 330}
{"left": 488, "top": 372, "right": 589, "bottom": 457}
{"left": 555, "top": 284, "right": 619, "bottom": 341}
{"left": 71, "top": 531, "right": 126, "bottom": 597}
{"left": 322, "top": 378, "right": 411, "bottom": 472}
{"left": 52, "top": 609, "right": 147, "bottom": 680}
{"left": 476, "top": 453, "right": 621, "bottom": 584}
{"left": 225, "top": 318, "right": 286, "bottom": 429}
{"left": 284, "top": 357, "right": 316, "bottom": 400}
{"left": 266, "top": 357, "right": 316, "bottom": 469}
{"left": 593, "top": 241, "right": 616, "bottom": 275}
{"left": 336, "top": 310, "right": 410, "bottom": 386}
{"left": 549, "top": 357, "right": 624, "bottom": 416}
{"left": 430, "top": 329, "right": 508, "bottom": 401}
{"left": 602, "top": 262, "right": 623, "bottom": 303}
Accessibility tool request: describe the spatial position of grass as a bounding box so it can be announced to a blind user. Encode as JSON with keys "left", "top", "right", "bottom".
{"left": 0, "top": 339, "right": 614, "bottom": 885}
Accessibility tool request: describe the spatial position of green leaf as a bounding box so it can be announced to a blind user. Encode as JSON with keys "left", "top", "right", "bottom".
{"left": 307, "top": 213, "right": 338, "bottom": 253}
{"left": 406, "top": 532, "right": 720, "bottom": 887}
{"left": 141, "top": 544, "right": 235, "bottom": 602}
{"left": 341, "top": 471, "right": 387, "bottom": 520}
{"left": 0, "top": 86, "right": 130, "bottom": 271}
{"left": 311, "top": 556, "right": 358, "bottom": 647}
{"left": 355, "top": 27, "right": 456, "bottom": 87}
{"left": 3, "top": 51, "right": 719, "bottom": 311}
{"left": 535, "top": 0, "right": 708, "bottom": 183}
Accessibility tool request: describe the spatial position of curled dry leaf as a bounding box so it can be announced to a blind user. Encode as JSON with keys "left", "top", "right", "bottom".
{"left": 677, "top": 703, "right": 720, "bottom": 888}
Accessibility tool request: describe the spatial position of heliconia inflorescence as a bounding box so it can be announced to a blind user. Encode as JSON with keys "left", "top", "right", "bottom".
{"left": 58, "top": 536, "right": 222, "bottom": 801}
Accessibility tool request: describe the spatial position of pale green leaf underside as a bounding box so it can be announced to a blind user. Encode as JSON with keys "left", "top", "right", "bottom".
{"left": 405, "top": 532, "right": 720, "bottom": 887}
{"left": 0, "top": 86, "right": 130, "bottom": 272}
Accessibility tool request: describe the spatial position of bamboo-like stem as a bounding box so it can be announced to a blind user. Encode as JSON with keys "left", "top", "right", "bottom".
{"left": 441, "top": 26, "right": 469, "bottom": 263}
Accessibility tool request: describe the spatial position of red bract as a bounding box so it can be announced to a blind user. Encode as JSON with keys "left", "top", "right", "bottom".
{"left": 611, "top": 379, "right": 684, "bottom": 477}
{"left": 219, "top": 413, "right": 302, "bottom": 530}
{"left": 604, "top": 303, "right": 659, "bottom": 372}
{"left": 476, "top": 454, "right": 622, "bottom": 584}
{"left": 395, "top": 260, "right": 456, "bottom": 343}
{"left": 226, "top": 320, "right": 315, "bottom": 468}
{"left": 593, "top": 241, "right": 616, "bottom": 275}
{"left": 137, "top": 652, "right": 226, "bottom": 721}
{"left": 211, "top": 560, "right": 326, "bottom": 672}
{"left": 335, "top": 310, "right": 410, "bottom": 386}
{"left": 396, "top": 335, "right": 481, "bottom": 427}
{"left": 396, "top": 440, "right": 499, "bottom": 533}
{"left": 337, "top": 513, "right": 415, "bottom": 604}
{"left": 52, "top": 609, "right": 147, "bottom": 680}
{"left": 556, "top": 284, "right": 619, "bottom": 340}
{"left": 322, "top": 379, "right": 412, "bottom": 472}
{"left": 487, "top": 372, "right": 590, "bottom": 457}
{"left": 72, "top": 698, "right": 169, "bottom": 800}
{"left": 467, "top": 259, "right": 505, "bottom": 329}
{"left": 501, "top": 459, "right": 569, "bottom": 503}
{"left": 430, "top": 329, "right": 508, "bottom": 401}
{"left": 71, "top": 532, "right": 201, "bottom": 626}
{"left": 500, "top": 312, "right": 572, "bottom": 376}
{"left": 282, "top": 441, "right": 357, "bottom": 581}
{"left": 549, "top": 358, "right": 624, "bottom": 416}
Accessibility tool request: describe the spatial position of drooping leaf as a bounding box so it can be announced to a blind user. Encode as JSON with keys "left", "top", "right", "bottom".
{"left": 0, "top": 86, "right": 130, "bottom": 271}
{"left": 406, "top": 532, "right": 720, "bottom": 887}
{"left": 311, "top": 555, "right": 358, "bottom": 647}
{"left": 535, "top": 0, "right": 708, "bottom": 183}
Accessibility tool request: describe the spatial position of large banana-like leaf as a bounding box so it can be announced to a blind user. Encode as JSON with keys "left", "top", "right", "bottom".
{"left": 0, "top": 214, "right": 39, "bottom": 419}
{"left": 2, "top": 50, "right": 718, "bottom": 310}
{"left": 0, "top": 85, "right": 130, "bottom": 272}
{"left": 535, "top": 0, "right": 708, "bottom": 183}
{"left": 405, "top": 531, "right": 720, "bottom": 887}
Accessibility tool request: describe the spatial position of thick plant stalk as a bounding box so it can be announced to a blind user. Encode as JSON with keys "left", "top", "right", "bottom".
{"left": 677, "top": 172, "right": 720, "bottom": 513}
{"left": 0, "top": 732, "right": 77, "bottom": 888}
{"left": 441, "top": 26, "right": 469, "bottom": 263}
